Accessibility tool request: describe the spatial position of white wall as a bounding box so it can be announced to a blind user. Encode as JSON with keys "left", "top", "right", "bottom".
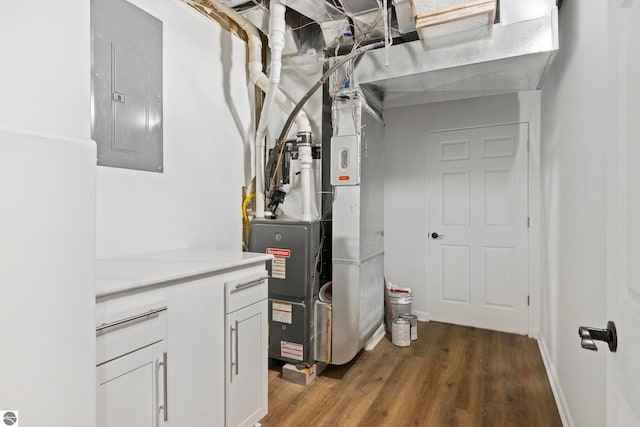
{"left": 539, "top": 2, "right": 608, "bottom": 426}
{"left": 383, "top": 92, "right": 540, "bottom": 324}
{"left": 0, "top": 1, "right": 91, "bottom": 138}
{"left": 95, "top": 0, "right": 252, "bottom": 258}
{"left": 0, "top": 2, "right": 96, "bottom": 426}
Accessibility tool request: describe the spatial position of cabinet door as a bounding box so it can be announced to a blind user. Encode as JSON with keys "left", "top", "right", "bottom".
{"left": 226, "top": 300, "right": 268, "bottom": 427}
{"left": 97, "top": 340, "right": 168, "bottom": 427}
{"left": 166, "top": 276, "right": 225, "bottom": 427}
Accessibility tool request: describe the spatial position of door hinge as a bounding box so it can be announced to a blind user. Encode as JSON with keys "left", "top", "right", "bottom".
{"left": 527, "top": 217, "right": 530, "bottom": 228}
{"left": 527, "top": 295, "right": 530, "bottom": 306}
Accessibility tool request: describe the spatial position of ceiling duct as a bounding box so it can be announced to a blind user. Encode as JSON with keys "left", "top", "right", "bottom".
{"left": 352, "top": 6, "right": 558, "bottom": 107}
{"left": 393, "top": 0, "right": 417, "bottom": 34}
{"left": 287, "top": 0, "right": 391, "bottom": 47}
{"left": 215, "top": 0, "right": 558, "bottom": 47}
{"left": 219, "top": 0, "right": 395, "bottom": 48}
{"left": 210, "top": 0, "right": 559, "bottom": 108}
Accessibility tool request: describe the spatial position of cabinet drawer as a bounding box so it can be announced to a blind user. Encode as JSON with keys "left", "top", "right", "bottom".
{"left": 96, "top": 298, "right": 168, "bottom": 366}
{"left": 225, "top": 272, "right": 268, "bottom": 313}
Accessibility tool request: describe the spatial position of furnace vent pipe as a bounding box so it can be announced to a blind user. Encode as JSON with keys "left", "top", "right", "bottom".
{"left": 297, "top": 131, "right": 313, "bottom": 221}
{"left": 205, "top": 0, "right": 311, "bottom": 218}
{"left": 254, "top": 0, "right": 286, "bottom": 219}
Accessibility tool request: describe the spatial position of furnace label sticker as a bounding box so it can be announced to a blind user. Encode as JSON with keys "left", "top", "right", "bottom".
{"left": 267, "top": 247, "right": 290, "bottom": 280}
{"left": 272, "top": 301, "right": 292, "bottom": 324}
{"left": 281, "top": 341, "right": 303, "bottom": 361}
{"left": 271, "top": 256, "right": 287, "bottom": 279}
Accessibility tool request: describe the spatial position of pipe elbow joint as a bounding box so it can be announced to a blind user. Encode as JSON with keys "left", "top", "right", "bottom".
{"left": 296, "top": 112, "right": 312, "bottom": 134}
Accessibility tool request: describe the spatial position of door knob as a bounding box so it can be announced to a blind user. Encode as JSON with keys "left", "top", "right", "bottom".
{"left": 578, "top": 321, "right": 617, "bottom": 352}
{"left": 431, "top": 232, "right": 445, "bottom": 239}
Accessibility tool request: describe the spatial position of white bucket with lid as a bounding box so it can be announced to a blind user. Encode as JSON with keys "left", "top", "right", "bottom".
{"left": 389, "top": 290, "right": 412, "bottom": 318}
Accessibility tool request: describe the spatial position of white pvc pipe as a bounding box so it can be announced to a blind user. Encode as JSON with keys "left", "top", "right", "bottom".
{"left": 298, "top": 144, "right": 313, "bottom": 221}
{"left": 206, "top": 0, "right": 311, "bottom": 218}
{"left": 254, "top": 0, "right": 286, "bottom": 218}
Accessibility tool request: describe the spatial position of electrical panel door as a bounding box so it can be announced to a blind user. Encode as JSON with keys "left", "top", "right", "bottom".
{"left": 92, "top": 0, "right": 163, "bottom": 172}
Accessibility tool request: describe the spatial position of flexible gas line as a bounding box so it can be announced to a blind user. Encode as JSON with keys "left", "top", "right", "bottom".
{"left": 242, "top": 193, "right": 256, "bottom": 231}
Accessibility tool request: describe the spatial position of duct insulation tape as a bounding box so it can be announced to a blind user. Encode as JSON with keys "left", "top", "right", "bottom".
{"left": 391, "top": 317, "right": 411, "bottom": 347}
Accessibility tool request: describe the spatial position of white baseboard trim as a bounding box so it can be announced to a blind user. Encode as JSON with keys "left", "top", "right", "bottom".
{"left": 537, "top": 335, "right": 574, "bottom": 427}
{"left": 364, "top": 322, "right": 386, "bottom": 351}
{"left": 413, "top": 310, "right": 430, "bottom": 322}
{"left": 529, "top": 327, "right": 540, "bottom": 339}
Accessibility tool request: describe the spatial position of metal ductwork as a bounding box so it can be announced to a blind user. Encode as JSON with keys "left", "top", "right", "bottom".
{"left": 217, "top": 0, "right": 393, "bottom": 47}
{"left": 217, "top": 0, "right": 558, "bottom": 108}
{"left": 354, "top": 7, "right": 559, "bottom": 107}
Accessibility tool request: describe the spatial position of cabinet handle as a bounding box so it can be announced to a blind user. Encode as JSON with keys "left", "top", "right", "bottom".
{"left": 230, "top": 323, "right": 236, "bottom": 383}
{"left": 159, "top": 352, "right": 168, "bottom": 422}
{"left": 163, "top": 352, "right": 168, "bottom": 421}
{"left": 230, "top": 276, "right": 268, "bottom": 294}
{"left": 234, "top": 320, "right": 239, "bottom": 376}
{"left": 96, "top": 307, "right": 167, "bottom": 333}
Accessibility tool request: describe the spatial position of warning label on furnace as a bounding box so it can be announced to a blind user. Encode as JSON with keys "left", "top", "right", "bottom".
{"left": 272, "top": 301, "right": 292, "bottom": 324}
{"left": 281, "top": 341, "right": 303, "bottom": 361}
{"left": 272, "top": 256, "right": 287, "bottom": 279}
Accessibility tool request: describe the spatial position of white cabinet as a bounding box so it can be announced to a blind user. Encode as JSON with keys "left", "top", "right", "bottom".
{"left": 95, "top": 252, "right": 271, "bottom": 427}
{"left": 97, "top": 340, "right": 167, "bottom": 427}
{"left": 225, "top": 274, "right": 269, "bottom": 427}
{"left": 95, "top": 299, "right": 168, "bottom": 427}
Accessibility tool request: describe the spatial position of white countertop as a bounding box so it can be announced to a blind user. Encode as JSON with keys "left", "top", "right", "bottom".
{"left": 96, "top": 248, "right": 272, "bottom": 298}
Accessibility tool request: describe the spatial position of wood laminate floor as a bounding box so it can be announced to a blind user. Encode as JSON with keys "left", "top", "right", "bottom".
{"left": 260, "top": 322, "right": 562, "bottom": 427}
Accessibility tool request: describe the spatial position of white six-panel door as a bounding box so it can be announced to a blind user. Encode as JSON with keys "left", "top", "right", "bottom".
{"left": 428, "top": 123, "right": 529, "bottom": 334}
{"left": 607, "top": 0, "right": 640, "bottom": 425}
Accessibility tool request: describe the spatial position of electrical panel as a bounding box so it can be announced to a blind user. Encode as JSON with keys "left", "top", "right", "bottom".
{"left": 92, "top": 0, "right": 163, "bottom": 172}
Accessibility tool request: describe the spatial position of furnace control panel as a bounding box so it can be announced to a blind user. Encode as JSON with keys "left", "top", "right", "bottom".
{"left": 330, "top": 135, "right": 360, "bottom": 185}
